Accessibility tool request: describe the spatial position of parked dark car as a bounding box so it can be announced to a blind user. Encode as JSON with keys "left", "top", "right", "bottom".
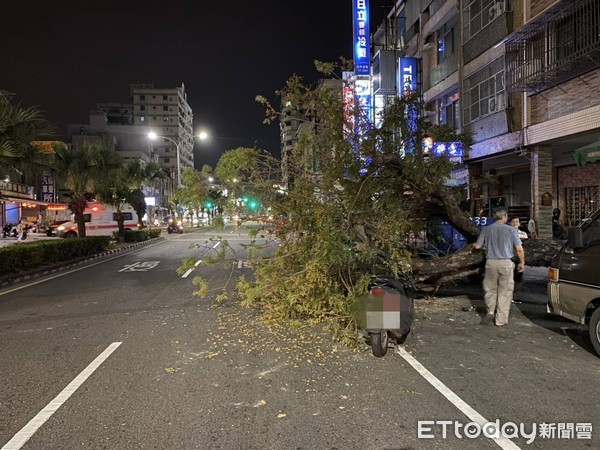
{"left": 547, "top": 207, "right": 600, "bottom": 356}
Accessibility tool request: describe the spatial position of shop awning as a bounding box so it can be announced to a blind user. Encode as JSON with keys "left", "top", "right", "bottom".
{"left": 0, "top": 197, "right": 49, "bottom": 206}
{"left": 574, "top": 140, "right": 600, "bottom": 166}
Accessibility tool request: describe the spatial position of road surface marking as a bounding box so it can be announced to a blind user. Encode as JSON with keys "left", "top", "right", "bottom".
{"left": 180, "top": 242, "right": 219, "bottom": 279}
{"left": 118, "top": 261, "right": 160, "bottom": 272}
{"left": 0, "top": 240, "right": 166, "bottom": 297}
{"left": 396, "top": 347, "right": 520, "bottom": 450}
{"left": 237, "top": 260, "right": 243, "bottom": 269}
{"left": 2, "top": 342, "right": 122, "bottom": 450}
{"left": 182, "top": 260, "right": 202, "bottom": 278}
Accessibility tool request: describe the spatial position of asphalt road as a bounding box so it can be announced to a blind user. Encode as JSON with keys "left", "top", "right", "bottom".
{"left": 0, "top": 225, "right": 598, "bottom": 449}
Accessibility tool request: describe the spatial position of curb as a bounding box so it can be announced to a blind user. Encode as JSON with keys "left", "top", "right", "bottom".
{"left": 0, "top": 237, "right": 164, "bottom": 288}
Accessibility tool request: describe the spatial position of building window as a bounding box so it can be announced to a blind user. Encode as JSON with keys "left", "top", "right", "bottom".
{"left": 463, "top": 57, "right": 506, "bottom": 124}
{"left": 140, "top": 116, "right": 145, "bottom": 122}
{"left": 163, "top": 95, "right": 168, "bottom": 100}
{"left": 565, "top": 186, "right": 599, "bottom": 226}
{"left": 139, "top": 95, "right": 145, "bottom": 101}
{"left": 437, "top": 22, "right": 456, "bottom": 64}
{"left": 438, "top": 93, "right": 461, "bottom": 130}
{"left": 140, "top": 105, "right": 145, "bottom": 111}
{"left": 163, "top": 106, "right": 169, "bottom": 111}
{"left": 164, "top": 158, "right": 170, "bottom": 164}
{"left": 163, "top": 117, "right": 169, "bottom": 122}
{"left": 463, "top": 0, "right": 508, "bottom": 42}
{"left": 555, "top": 11, "right": 595, "bottom": 61}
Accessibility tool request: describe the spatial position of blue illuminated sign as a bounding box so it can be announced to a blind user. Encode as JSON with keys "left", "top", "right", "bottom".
{"left": 433, "top": 142, "right": 464, "bottom": 163}
{"left": 352, "top": 0, "right": 370, "bottom": 76}
{"left": 398, "top": 58, "right": 418, "bottom": 94}
{"left": 398, "top": 57, "right": 419, "bottom": 153}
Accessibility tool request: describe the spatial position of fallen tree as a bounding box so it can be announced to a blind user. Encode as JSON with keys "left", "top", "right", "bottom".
{"left": 203, "top": 63, "right": 563, "bottom": 343}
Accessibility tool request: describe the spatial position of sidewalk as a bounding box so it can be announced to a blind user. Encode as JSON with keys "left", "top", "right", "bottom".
{"left": 0, "top": 230, "right": 56, "bottom": 248}
{"left": 434, "top": 265, "right": 549, "bottom": 303}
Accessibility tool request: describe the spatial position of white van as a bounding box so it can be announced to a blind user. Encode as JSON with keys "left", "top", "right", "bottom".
{"left": 56, "top": 203, "right": 138, "bottom": 237}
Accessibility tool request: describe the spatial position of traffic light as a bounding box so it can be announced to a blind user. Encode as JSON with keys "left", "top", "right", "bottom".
{"left": 249, "top": 200, "right": 258, "bottom": 210}
{"left": 205, "top": 201, "right": 213, "bottom": 208}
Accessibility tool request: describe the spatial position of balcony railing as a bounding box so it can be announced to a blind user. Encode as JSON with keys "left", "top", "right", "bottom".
{"left": 505, "top": 0, "right": 600, "bottom": 93}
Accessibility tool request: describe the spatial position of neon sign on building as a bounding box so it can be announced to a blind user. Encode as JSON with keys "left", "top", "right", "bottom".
{"left": 352, "top": 0, "right": 370, "bottom": 76}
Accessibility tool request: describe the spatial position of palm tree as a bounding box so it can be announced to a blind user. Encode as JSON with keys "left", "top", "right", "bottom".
{"left": 123, "top": 160, "right": 167, "bottom": 228}
{"left": 13, "top": 143, "right": 53, "bottom": 193}
{"left": 0, "top": 91, "right": 55, "bottom": 185}
{"left": 94, "top": 150, "right": 131, "bottom": 240}
{"left": 50, "top": 142, "right": 102, "bottom": 237}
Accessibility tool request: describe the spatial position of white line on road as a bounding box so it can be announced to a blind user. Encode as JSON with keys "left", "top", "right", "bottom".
{"left": 396, "top": 347, "right": 520, "bottom": 450}
{"left": 0, "top": 240, "right": 164, "bottom": 297}
{"left": 237, "top": 260, "right": 243, "bottom": 269}
{"left": 182, "top": 260, "right": 202, "bottom": 278}
{"left": 2, "top": 342, "right": 122, "bottom": 450}
{"left": 180, "top": 242, "right": 219, "bottom": 279}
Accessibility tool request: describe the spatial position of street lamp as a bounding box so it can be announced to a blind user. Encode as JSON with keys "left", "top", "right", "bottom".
{"left": 148, "top": 131, "right": 184, "bottom": 188}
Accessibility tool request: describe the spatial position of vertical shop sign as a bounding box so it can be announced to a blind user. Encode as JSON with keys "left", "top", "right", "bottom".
{"left": 353, "top": 0, "right": 370, "bottom": 76}
{"left": 41, "top": 175, "right": 55, "bottom": 203}
{"left": 398, "top": 57, "right": 418, "bottom": 94}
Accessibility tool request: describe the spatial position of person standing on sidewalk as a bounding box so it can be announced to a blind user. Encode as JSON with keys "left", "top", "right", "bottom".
{"left": 15, "top": 220, "right": 26, "bottom": 242}
{"left": 473, "top": 209, "right": 525, "bottom": 327}
{"left": 509, "top": 216, "right": 527, "bottom": 285}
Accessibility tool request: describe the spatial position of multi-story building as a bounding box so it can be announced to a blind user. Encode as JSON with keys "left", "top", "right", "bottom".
{"left": 280, "top": 103, "right": 306, "bottom": 191}
{"left": 66, "top": 110, "right": 168, "bottom": 212}
{"left": 96, "top": 102, "right": 134, "bottom": 125}
{"left": 372, "top": 0, "right": 600, "bottom": 239}
{"left": 131, "top": 83, "right": 194, "bottom": 187}
{"left": 279, "top": 79, "right": 343, "bottom": 190}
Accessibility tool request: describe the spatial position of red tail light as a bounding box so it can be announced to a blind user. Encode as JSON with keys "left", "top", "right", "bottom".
{"left": 371, "top": 287, "right": 384, "bottom": 296}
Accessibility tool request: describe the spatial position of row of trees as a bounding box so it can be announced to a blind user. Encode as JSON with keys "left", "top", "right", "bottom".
{"left": 0, "top": 91, "right": 167, "bottom": 239}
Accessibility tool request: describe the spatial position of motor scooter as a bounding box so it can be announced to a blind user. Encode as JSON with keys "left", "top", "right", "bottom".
{"left": 2, "top": 223, "right": 29, "bottom": 240}
{"left": 2, "top": 223, "right": 17, "bottom": 238}
{"left": 166, "top": 218, "right": 184, "bottom": 234}
{"left": 365, "top": 275, "right": 415, "bottom": 357}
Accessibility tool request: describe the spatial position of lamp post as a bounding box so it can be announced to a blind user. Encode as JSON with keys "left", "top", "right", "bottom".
{"left": 148, "top": 130, "right": 209, "bottom": 188}
{"left": 148, "top": 131, "right": 183, "bottom": 188}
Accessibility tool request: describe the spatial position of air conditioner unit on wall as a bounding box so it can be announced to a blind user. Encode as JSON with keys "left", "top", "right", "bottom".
{"left": 489, "top": 0, "right": 506, "bottom": 22}
{"left": 496, "top": 93, "right": 506, "bottom": 109}
{"left": 488, "top": 93, "right": 506, "bottom": 113}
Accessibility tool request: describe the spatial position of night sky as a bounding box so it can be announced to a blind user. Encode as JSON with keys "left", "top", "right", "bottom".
{"left": 1, "top": 1, "right": 388, "bottom": 168}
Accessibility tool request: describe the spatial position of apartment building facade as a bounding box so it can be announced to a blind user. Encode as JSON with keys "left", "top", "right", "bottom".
{"left": 131, "top": 83, "right": 195, "bottom": 187}
{"left": 372, "top": 0, "right": 600, "bottom": 238}
{"left": 279, "top": 79, "right": 343, "bottom": 190}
